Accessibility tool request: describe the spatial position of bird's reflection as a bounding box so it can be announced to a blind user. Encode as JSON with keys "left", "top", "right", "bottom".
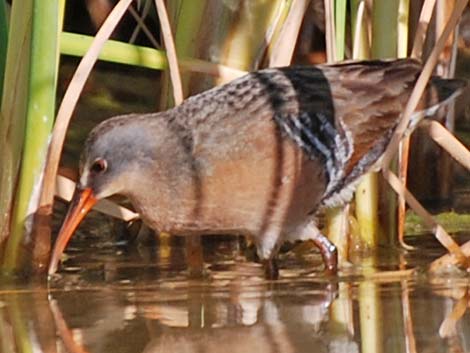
{"left": 46, "top": 273, "right": 337, "bottom": 353}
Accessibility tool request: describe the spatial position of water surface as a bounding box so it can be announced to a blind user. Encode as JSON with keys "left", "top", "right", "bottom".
{"left": 1, "top": 230, "right": 469, "bottom": 353}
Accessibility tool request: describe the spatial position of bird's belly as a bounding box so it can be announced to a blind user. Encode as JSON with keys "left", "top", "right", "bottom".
{"left": 136, "top": 138, "right": 327, "bottom": 242}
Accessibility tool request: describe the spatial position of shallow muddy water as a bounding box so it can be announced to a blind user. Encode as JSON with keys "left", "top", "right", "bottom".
{"left": 1, "top": 229, "right": 469, "bottom": 353}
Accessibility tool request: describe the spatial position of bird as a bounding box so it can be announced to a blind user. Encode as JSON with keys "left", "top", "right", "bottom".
{"left": 48, "top": 58, "right": 466, "bottom": 277}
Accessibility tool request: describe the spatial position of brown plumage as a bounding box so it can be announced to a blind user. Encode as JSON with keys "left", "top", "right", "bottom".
{"left": 49, "top": 58, "right": 466, "bottom": 277}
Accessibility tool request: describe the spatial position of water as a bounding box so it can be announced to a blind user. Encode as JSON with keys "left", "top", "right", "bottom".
{"left": 1, "top": 230, "right": 469, "bottom": 353}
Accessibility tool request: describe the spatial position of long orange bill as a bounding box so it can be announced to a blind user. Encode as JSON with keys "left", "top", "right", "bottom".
{"left": 48, "top": 187, "right": 97, "bottom": 275}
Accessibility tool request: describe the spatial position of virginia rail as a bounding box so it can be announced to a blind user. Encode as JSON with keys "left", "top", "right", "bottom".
{"left": 48, "top": 59, "right": 465, "bottom": 277}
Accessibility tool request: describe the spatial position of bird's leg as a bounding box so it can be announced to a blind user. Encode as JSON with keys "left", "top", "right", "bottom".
{"left": 298, "top": 222, "right": 338, "bottom": 274}
{"left": 312, "top": 233, "right": 338, "bottom": 274}
{"left": 263, "top": 258, "right": 279, "bottom": 280}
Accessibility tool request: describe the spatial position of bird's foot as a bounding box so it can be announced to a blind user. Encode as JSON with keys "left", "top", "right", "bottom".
{"left": 312, "top": 233, "right": 338, "bottom": 275}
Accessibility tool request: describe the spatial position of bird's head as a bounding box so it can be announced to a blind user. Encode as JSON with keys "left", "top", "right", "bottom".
{"left": 48, "top": 113, "right": 168, "bottom": 275}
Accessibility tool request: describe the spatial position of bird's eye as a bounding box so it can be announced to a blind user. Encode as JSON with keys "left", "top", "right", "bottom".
{"left": 90, "top": 158, "right": 107, "bottom": 174}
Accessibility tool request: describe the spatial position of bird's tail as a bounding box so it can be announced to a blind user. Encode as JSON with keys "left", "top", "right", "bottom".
{"left": 408, "top": 77, "right": 467, "bottom": 131}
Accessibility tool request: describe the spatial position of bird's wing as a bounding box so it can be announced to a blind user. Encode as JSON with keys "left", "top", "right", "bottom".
{"left": 322, "top": 59, "right": 421, "bottom": 180}
{"left": 269, "top": 59, "right": 457, "bottom": 204}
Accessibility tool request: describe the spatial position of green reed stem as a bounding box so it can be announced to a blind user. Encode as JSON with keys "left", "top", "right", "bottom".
{"left": 2, "top": 0, "right": 64, "bottom": 272}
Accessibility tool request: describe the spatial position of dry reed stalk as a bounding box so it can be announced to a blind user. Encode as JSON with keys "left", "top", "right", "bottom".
{"left": 39, "top": 0, "right": 133, "bottom": 212}
{"left": 383, "top": 168, "right": 468, "bottom": 264}
{"left": 324, "top": 0, "right": 336, "bottom": 62}
{"left": 268, "top": 0, "right": 310, "bottom": 66}
{"left": 411, "top": 0, "right": 437, "bottom": 59}
{"left": 398, "top": 137, "right": 413, "bottom": 249}
{"left": 128, "top": 5, "right": 160, "bottom": 49}
{"left": 421, "top": 120, "right": 470, "bottom": 170}
{"left": 154, "top": 0, "right": 183, "bottom": 105}
{"left": 352, "top": 0, "right": 369, "bottom": 59}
